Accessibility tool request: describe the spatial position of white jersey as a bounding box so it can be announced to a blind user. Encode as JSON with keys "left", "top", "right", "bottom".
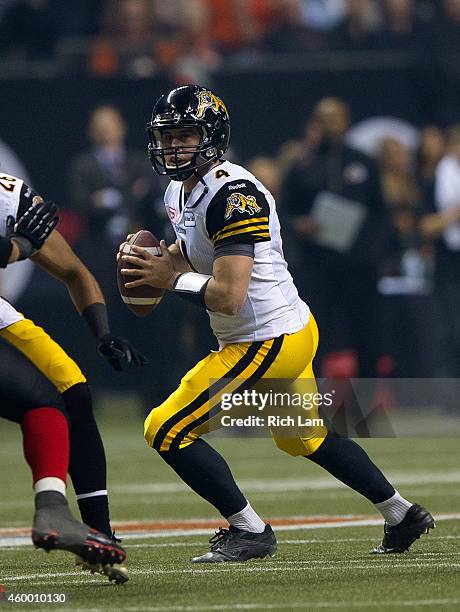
{"left": 164, "top": 161, "right": 309, "bottom": 344}
{"left": 435, "top": 155, "right": 460, "bottom": 251}
{"left": 0, "top": 173, "right": 33, "bottom": 329}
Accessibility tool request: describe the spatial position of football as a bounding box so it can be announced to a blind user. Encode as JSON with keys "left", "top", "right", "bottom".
{"left": 117, "top": 230, "right": 165, "bottom": 317}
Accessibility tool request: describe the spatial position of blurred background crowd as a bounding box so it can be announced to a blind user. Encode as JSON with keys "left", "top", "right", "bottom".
{"left": 0, "top": 0, "right": 459, "bottom": 85}
{"left": 1, "top": 0, "right": 460, "bottom": 411}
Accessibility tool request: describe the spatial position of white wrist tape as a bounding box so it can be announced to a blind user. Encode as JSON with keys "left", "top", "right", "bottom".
{"left": 173, "top": 272, "right": 212, "bottom": 293}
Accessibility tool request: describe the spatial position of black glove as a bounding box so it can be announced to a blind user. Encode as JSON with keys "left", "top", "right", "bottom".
{"left": 96, "top": 333, "right": 148, "bottom": 371}
{"left": 7, "top": 200, "right": 59, "bottom": 260}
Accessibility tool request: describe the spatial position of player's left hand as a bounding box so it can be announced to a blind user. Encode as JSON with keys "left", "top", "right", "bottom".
{"left": 97, "top": 334, "right": 148, "bottom": 371}
{"left": 121, "top": 240, "right": 178, "bottom": 290}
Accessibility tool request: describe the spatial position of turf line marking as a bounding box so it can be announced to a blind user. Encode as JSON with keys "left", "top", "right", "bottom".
{"left": 1, "top": 571, "right": 82, "bottom": 581}
{"left": 5, "top": 562, "right": 460, "bottom": 583}
{"left": 123, "top": 562, "right": 460, "bottom": 575}
{"left": 2, "top": 513, "right": 459, "bottom": 537}
{"left": 95, "top": 512, "right": 460, "bottom": 540}
{"left": 60, "top": 601, "right": 460, "bottom": 612}
{"left": 3, "top": 534, "right": 460, "bottom": 550}
{"left": 112, "top": 470, "right": 460, "bottom": 494}
{"left": 123, "top": 539, "right": 460, "bottom": 550}
{"left": 1, "top": 513, "right": 458, "bottom": 547}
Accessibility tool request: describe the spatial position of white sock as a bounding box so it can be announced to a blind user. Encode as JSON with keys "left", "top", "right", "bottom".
{"left": 227, "top": 502, "right": 266, "bottom": 533}
{"left": 34, "top": 477, "right": 66, "bottom": 497}
{"left": 375, "top": 490, "right": 412, "bottom": 526}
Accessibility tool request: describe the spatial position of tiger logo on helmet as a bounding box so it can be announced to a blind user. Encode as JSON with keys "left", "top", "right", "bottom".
{"left": 147, "top": 85, "right": 230, "bottom": 180}
{"left": 196, "top": 91, "right": 228, "bottom": 120}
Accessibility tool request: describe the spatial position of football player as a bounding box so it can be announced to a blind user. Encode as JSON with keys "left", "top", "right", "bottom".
{"left": 0, "top": 174, "right": 146, "bottom": 580}
{"left": 120, "top": 86, "right": 434, "bottom": 562}
{"left": 0, "top": 210, "right": 127, "bottom": 580}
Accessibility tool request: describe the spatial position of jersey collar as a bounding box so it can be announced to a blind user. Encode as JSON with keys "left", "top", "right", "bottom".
{"left": 179, "top": 161, "right": 227, "bottom": 213}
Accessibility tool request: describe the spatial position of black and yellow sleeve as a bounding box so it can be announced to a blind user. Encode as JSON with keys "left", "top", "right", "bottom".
{"left": 17, "top": 183, "right": 41, "bottom": 220}
{"left": 206, "top": 180, "right": 270, "bottom": 255}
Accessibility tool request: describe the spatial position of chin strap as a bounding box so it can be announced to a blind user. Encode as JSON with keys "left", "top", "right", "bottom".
{"left": 195, "top": 171, "right": 210, "bottom": 193}
{"left": 185, "top": 170, "right": 209, "bottom": 209}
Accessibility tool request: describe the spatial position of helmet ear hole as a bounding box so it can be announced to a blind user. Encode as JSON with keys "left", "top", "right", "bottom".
{"left": 205, "top": 148, "right": 216, "bottom": 159}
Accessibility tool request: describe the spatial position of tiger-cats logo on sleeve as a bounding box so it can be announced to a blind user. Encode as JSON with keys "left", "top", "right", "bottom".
{"left": 196, "top": 91, "right": 228, "bottom": 119}
{"left": 224, "top": 192, "right": 262, "bottom": 220}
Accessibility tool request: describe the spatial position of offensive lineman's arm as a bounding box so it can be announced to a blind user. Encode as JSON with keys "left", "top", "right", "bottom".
{"left": 31, "top": 230, "right": 104, "bottom": 314}
{"left": 32, "top": 230, "right": 147, "bottom": 369}
{"left": 0, "top": 236, "right": 20, "bottom": 266}
{"left": 9, "top": 241, "right": 20, "bottom": 262}
{"left": 9, "top": 181, "right": 146, "bottom": 368}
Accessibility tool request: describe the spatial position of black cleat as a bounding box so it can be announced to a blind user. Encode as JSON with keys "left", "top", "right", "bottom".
{"left": 75, "top": 558, "right": 129, "bottom": 584}
{"left": 372, "top": 504, "right": 435, "bottom": 554}
{"left": 32, "top": 491, "right": 126, "bottom": 569}
{"left": 192, "top": 524, "right": 277, "bottom": 563}
{"left": 75, "top": 531, "right": 128, "bottom": 584}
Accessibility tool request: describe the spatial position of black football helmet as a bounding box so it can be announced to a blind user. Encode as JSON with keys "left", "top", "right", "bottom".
{"left": 146, "top": 85, "right": 230, "bottom": 181}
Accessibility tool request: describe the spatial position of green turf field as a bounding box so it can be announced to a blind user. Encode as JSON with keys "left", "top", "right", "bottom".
{"left": 0, "top": 399, "right": 459, "bottom": 611}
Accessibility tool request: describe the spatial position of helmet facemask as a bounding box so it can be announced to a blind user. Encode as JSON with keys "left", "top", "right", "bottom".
{"left": 147, "top": 85, "right": 230, "bottom": 181}
{"left": 147, "top": 123, "right": 220, "bottom": 181}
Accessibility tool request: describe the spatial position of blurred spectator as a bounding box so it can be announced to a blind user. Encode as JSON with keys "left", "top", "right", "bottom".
{"left": 380, "top": 137, "right": 419, "bottom": 210}
{"left": 263, "top": 0, "right": 329, "bottom": 53}
{"left": 346, "top": 116, "right": 419, "bottom": 159}
{"left": 89, "top": 0, "right": 157, "bottom": 77}
{"left": 416, "top": 126, "right": 446, "bottom": 209}
{"left": 67, "top": 104, "right": 160, "bottom": 285}
{"left": 422, "top": 127, "right": 460, "bottom": 251}
{"left": 280, "top": 97, "right": 384, "bottom": 377}
{"left": 421, "top": 126, "right": 460, "bottom": 377}
{"left": 377, "top": 0, "right": 416, "bottom": 49}
{"left": 375, "top": 0, "right": 435, "bottom": 53}
{"left": 299, "top": 0, "right": 346, "bottom": 31}
{"left": 247, "top": 156, "right": 282, "bottom": 199}
{"left": 277, "top": 139, "right": 305, "bottom": 175}
{"left": 330, "top": 0, "right": 380, "bottom": 50}
{"left": 422, "top": 0, "right": 460, "bottom": 124}
{"left": 67, "top": 103, "right": 168, "bottom": 398}
{"left": 199, "top": 0, "right": 277, "bottom": 54}
{"left": 0, "top": 0, "right": 56, "bottom": 59}
{"left": 90, "top": 0, "right": 221, "bottom": 79}
{"left": 168, "top": 1, "right": 221, "bottom": 85}
{"left": 153, "top": 0, "right": 195, "bottom": 35}
{"left": 377, "top": 138, "right": 436, "bottom": 376}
